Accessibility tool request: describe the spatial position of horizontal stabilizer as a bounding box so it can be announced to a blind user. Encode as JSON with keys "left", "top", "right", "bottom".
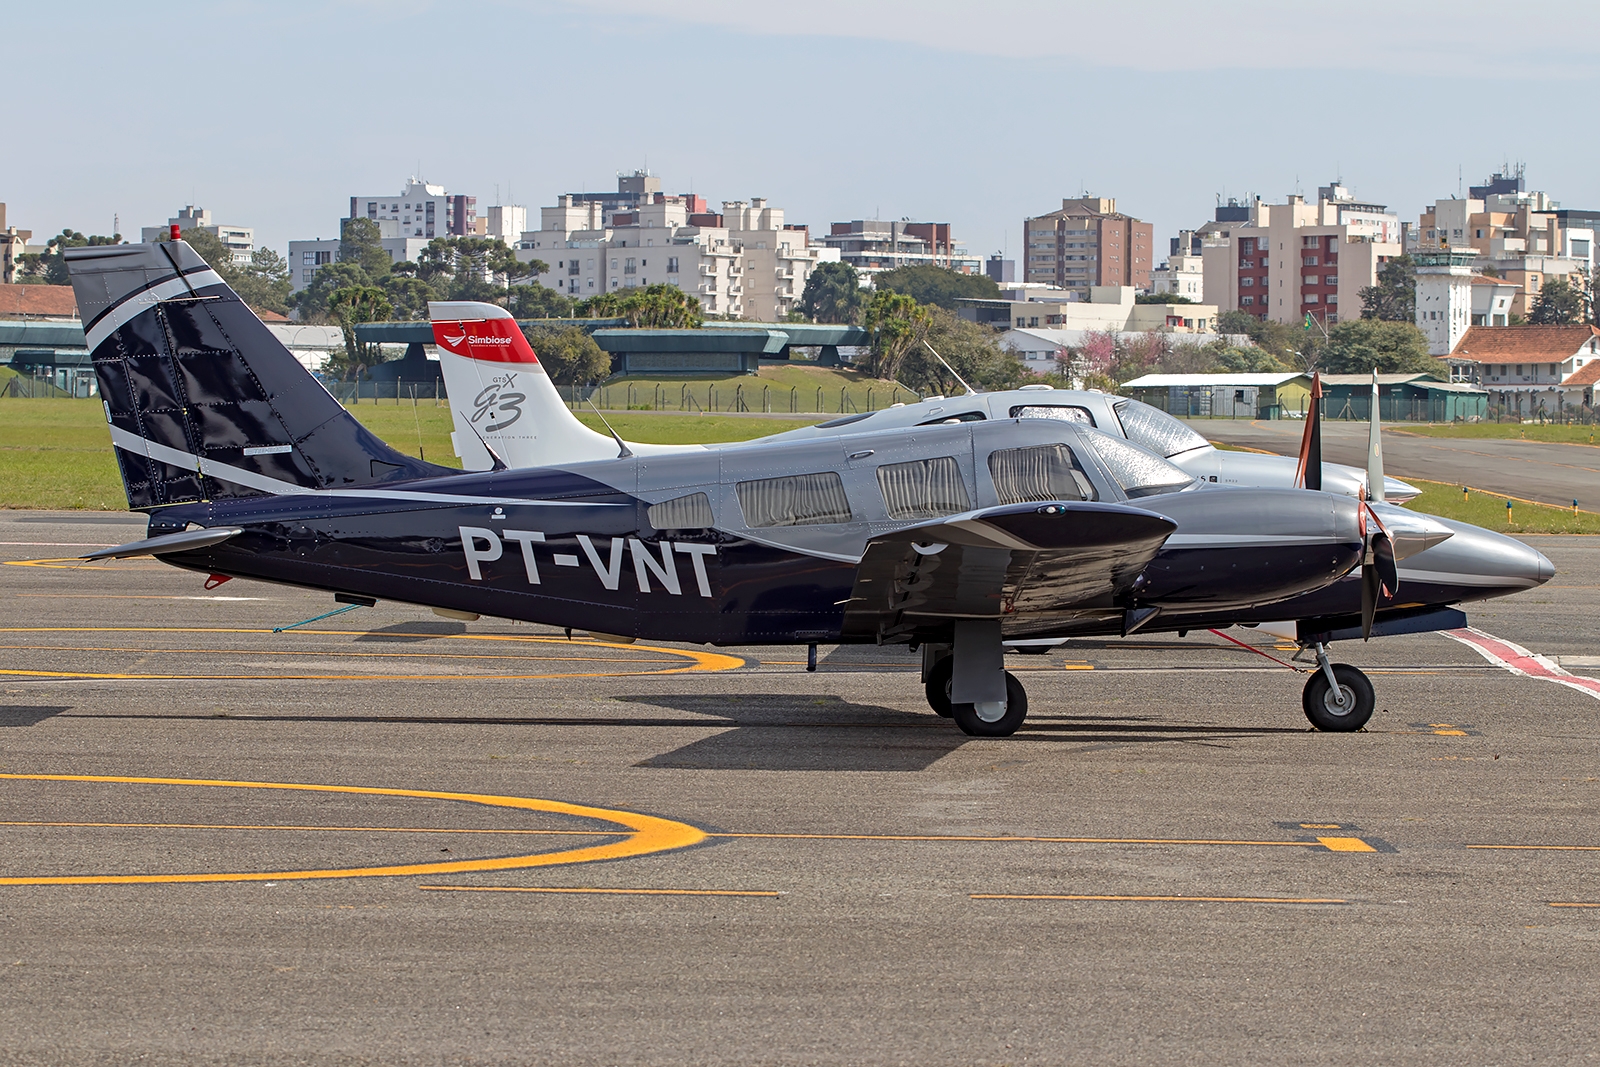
{"left": 82, "top": 526, "right": 243, "bottom": 561}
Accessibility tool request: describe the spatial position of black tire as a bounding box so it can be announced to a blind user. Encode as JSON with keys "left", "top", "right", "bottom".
{"left": 1302, "top": 664, "right": 1375, "bottom": 732}
{"left": 924, "top": 656, "right": 954, "bottom": 717}
{"left": 951, "top": 671, "right": 1029, "bottom": 737}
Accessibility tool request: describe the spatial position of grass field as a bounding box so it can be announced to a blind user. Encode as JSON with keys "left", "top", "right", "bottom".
{"left": 1397, "top": 423, "right": 1600, "bottom": 446}
{"left": 5, "top": 396, "right": 1598, "bottom": 533}
{"left": 588, "top": 363, "right": 917, "bottom": 415}
{"left": 0, "top": 398, "right": 825, "bottom": 510}
{"left": 1399, "top": 477, "right": 1600, "bottom": 534}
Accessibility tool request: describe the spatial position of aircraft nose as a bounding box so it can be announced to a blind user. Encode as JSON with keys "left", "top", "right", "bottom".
{"left": 1536, "top": 549, "right": 1556, "bottom": 584}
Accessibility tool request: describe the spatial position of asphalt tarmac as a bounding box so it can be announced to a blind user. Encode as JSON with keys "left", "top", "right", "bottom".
{"left": 1192, "top": 417, "right": 1600, "bottom": 508}
{"left": 2, "top": 511, "right": 1598, "bottom": 1066}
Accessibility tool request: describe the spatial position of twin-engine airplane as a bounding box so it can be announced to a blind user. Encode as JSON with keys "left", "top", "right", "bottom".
{"left": 68, "top": 241, "right": 1552, "bottom": 737}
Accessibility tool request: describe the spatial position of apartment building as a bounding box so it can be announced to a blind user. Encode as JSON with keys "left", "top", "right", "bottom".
{"left": 140, "top": 206, "right": 254, "bottom": 263}
{"left": 349, "top": 179, "right": 477, "bottom": 241}
{"left": 1151, "top": 252, "right": 1204, "bottom": 301}
{"left": 1201, "top": 182, "right": 1401, "bottom": 326}
{"left": 520, "top": 175, "right": 838, "bottom": 320}
{"left": 1022, "top": 197, "right": 1153, "bottom": 298}
{"left": 818, "top": 220, "right": 981, "bottom": 279}
{"left": 1409, "top": 171, "right": 1594, "bottom": 319}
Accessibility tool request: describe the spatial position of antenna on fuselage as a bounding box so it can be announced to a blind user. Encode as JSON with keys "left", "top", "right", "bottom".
{"left": 465, "top": 419, "right": 509, "bottom": 472}
{"left": 584, "top": 394, "right": 635, "bottom": 459}
{"left": 921, "top": 339, "right": 978, "bottom": 396}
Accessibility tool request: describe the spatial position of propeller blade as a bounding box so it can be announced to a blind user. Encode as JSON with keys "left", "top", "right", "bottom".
{"left": 1367, "top": 370, "right": 1386, "bottom": 503}
{"left": 1360, "top": 531, "right": 1398, "bottom": 641}
{"left": 1296, "top": 372, "right": 1323, "bottom": 490}
{"left": 1361, "top": 561, "right": 1379, "bottom": 641}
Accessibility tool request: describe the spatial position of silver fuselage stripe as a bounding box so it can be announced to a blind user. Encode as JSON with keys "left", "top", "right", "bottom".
{"left": 85, "top": 269, "right": 227, "bottom": 352}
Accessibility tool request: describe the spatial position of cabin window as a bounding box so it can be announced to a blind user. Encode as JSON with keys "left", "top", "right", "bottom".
{"left": 917, "top": 411, "right": 986, "bottom": 426}
{"left": 648, "top": 492, "right": 713, "bottom": 530}
{"left": 1010, "top": 404, "right": 1095, "bottom": 426}
{"left": 877, "top": 456, "right": 971, "bottom": 520}
{"left": 736, "top": 472, "right": 852, "bottom": 527}
{"left": 988, "top": 445, "right": 1097, "bottom": 504}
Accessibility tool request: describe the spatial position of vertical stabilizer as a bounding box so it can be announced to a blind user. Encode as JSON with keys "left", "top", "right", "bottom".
{"left": 66, "top": 241, "right": 452, "bottom": 511}
{"left": 429, "top": 302, "right": 618, "bottom": 470}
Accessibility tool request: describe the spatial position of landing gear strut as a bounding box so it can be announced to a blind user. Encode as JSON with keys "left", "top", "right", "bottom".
{"left": 1301, "top": 641, "right": 1374, "bottom": 732}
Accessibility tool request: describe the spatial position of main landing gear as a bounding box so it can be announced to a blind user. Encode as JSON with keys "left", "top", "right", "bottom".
{"left": 1300, "top": 641, "right": 1375, "bottom": 732}
{"left": 921, "top": 620, "right": 1029, "bottom": 737}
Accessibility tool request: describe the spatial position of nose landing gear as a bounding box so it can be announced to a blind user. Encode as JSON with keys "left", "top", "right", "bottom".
{"left": 1301, "top": 641, "right": 1374, "bottom": 731}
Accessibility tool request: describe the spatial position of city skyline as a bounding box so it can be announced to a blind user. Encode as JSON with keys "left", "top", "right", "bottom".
{"left": 9, "top": 0, "right": 1599, "bottom": 260}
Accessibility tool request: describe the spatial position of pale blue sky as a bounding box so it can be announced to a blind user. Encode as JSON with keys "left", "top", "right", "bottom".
{"left": 11, "top": 0, "right": 1599, "bottom": 265}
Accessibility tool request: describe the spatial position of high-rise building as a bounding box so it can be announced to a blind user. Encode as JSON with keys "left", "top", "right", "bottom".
{"left": 140, "top": 206, "right": 254, "bottom": 263}
{"left": 1201, "top": 182, "right": 1401, "bottom": 325}
{"left": 985, "top": 255, "right": 1014, "bottom": 284}
{"left": 519, "top": 175, "right": 839, "bottom": 321}
{"left": 1022, "top": 197, "right": 1153, "bottom": 298}
{"left": 348, "top": 179, "right": 476, "bottom": 240}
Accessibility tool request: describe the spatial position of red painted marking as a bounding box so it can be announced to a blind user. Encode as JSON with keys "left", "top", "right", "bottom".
{"left": 1443, "top": 627, "right": 1600, "bottom": 701}
{"left": 429, "top": 315, "right": 540, "bottom": 365}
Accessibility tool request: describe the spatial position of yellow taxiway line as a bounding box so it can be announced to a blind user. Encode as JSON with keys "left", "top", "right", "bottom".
{"left": 0, "top": 774, "right": 707, "bottom": 886}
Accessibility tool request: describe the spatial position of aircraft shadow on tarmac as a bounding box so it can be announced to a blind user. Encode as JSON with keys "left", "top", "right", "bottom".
{"left": 619, "top": 695, "right": 1300, "bottom": 770}
{"left": 353, "top": 621, "right": 470, "bottom": 642}
{"left": 0, "top": 706, "right": 71, "bottom": 727}
{"left": 622, "top": 694, "right": 967, "bottom": 772}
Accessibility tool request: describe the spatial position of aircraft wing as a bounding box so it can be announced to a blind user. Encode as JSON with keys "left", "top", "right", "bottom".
{"left": 839, "top": 502, "right": 1177, "bottom": 641}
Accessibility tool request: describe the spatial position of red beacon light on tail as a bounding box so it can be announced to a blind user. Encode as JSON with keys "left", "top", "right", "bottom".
{"left": 170, "top": 224, "right": 181, "bottom": 241}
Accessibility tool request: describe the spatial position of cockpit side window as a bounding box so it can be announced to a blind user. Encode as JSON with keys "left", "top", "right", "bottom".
{"left": 735, "top": 472, "right": 853, "bottom": 527}
{"left": 1009, "top": 404, "right": 1095, "bottom": 427}
{"left": 1082, "top": 431, "right": 1195, "bottom": 498}
{"left": 987, "top": 444, "right": 1098, "bottom": 504}
{"left": 877, "top": 456, "right": 971, "bottom": 520}
{"left": 1112, "top": 398, "right": 1209, "bottom": 457}
{"left": 917, "top": 411, "right": 986, "bottom": 426}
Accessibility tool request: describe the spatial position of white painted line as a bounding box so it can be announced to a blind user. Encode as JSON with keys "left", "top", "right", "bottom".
{"left": 1442, "top": 627, "right": 1600, "bottom": 702}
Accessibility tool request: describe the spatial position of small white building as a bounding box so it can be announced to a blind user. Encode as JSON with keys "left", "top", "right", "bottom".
{"left": 1150, "top": 251, "right": 1204, "bottom": 302}
{"left": 287, "top": 234, "right": 433, "bottom": 293}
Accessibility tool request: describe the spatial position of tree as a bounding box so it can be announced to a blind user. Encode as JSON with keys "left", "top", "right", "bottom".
{"left": 873, "top": 265, "right": 999, "bottom": 310}
{"left": 523, "top": 325, "right": 610, "bottom": 386}
{"left": 1215, "top": 309, "right": 1320, "bottom": 369}
{"left": 1529, "top": 278, "right": 1589, "bottom": 325}
{"left": 1135, "top": 292, "right": 1195, "bottom": 304}
{"left": 575, "top": 285, "right": 701, "bottom": 328}
{"left": 324, "top": 285, "right": 393, "bottom": 380}
{"left": 860, "top": 289, "right": 931, "bottom": 382}
{"left": 895, "top": 307, "right": 1026, "bottom": 395}
{"left": 798, "top": 261, "right": 863, "bottom": 323}
{"left": 17, "top": 228, "right": 123, "bottom": 285}
{"left": 506, "top": 284, "right": 573, "bottom": 320}
{"left": 1157, "top": 339, "right": 1287, "bottom": 375}
{"left": 380, "top": 275, "right": 436, "bottom": 321}
{"left": 1359, "top": 254, "right": 1416, "bottom": 322}
{"left": 294, "top": 261, "right": 371, "bottom": 322}
{"left": 417, "top": 236, "right": 532, "bottom": 295}
{"left": 231, "top": 248, "right": 293, "bottom": 316}
{"left": 339, "top": 217, "right": 394, "bottom": 279}
{"left": 1318, "top": 319, "right": 1443, "bottom": 375}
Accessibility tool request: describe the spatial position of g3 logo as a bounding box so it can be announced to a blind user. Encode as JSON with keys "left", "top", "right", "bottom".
{"left": 472, "top": 373, "right": 526, "bottom": 433}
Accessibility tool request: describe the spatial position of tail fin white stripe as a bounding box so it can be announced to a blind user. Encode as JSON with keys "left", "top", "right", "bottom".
{"left": 84, "top": 269, "right": 226, "bottom": 352}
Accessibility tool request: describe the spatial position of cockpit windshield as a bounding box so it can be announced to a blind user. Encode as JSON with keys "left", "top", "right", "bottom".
{"left": 1082, "top": 430, "right": 1196, "bottom": 499}
{"left": 1112, "top": 399, "right": 1209, "bottom": 458}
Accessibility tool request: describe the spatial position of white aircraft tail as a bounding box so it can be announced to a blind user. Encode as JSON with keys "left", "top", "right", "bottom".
{"left": 429, "top": 301, "right": 619, "bottom": 470}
